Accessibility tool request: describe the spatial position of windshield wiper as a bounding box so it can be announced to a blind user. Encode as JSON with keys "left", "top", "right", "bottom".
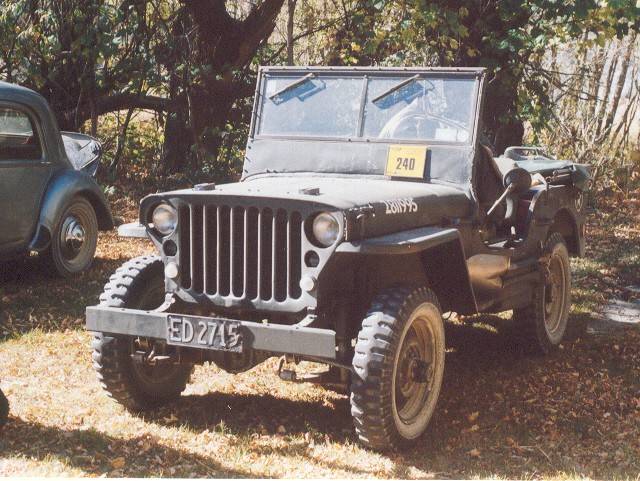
{"left": 371, "top": 74, "right": 421, "bottom": 104}
{"left": 268, "top": 73, "right": 316, "bottom": 100}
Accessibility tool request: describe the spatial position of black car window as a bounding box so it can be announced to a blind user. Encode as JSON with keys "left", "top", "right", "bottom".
{"left": 0, "top": 107, "right": 42, "bottom": 161}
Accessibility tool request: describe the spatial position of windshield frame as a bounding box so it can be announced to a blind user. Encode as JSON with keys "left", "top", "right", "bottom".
{"left": 250, "top": 67, "right": 485, "bottom": 147}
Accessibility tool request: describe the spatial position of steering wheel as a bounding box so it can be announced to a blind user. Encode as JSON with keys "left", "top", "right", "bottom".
{"left": 380, "top": 113, "right": 469, "bottom": 140}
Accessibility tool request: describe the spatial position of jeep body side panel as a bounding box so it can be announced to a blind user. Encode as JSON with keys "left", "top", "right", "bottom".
{"left": 337, "top": 226, "right": 477, "bottom": 314}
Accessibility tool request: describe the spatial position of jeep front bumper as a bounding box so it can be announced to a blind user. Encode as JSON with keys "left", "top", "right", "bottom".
{"left": 85, "top": 306, "right": 336, "bottom": 359}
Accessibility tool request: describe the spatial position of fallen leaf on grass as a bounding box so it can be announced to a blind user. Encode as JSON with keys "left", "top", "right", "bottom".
{"left": 110, "top": 457, "right": 125, "bottom": 469}
{"left": 468, "top": 448, "right": 481, "bottom": 458}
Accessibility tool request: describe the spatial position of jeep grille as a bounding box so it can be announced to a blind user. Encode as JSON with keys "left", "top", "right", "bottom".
{"left": 178, "top": 204, "right": 303, "bottom": 304}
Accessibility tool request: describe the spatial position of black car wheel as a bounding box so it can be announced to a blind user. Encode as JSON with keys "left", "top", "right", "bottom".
{"left": 0, "top": 388, "right": 8, "bottom": 427}
{"left": 45, "top": 196, "right": 98, "bottom": 277}
{"left": 513, "top": 232, "right": 572, "bottom": 353}
{"left": 350, "top": 287, "right": 445, "bottom": 451}
{"left": 91, "top": 256, "right": 192, "bottom": 412}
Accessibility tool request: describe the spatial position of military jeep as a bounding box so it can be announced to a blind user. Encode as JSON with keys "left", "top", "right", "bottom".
{"left": 86, "top": 67, "right": 589, "bottom": 451}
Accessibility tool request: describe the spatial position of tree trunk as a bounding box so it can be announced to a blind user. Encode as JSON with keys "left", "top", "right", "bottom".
{"left": 603, "top": 33, "right": 637, "bottom": 134}
{"left": 286, "top": 0, "right": 297, "bottom": 65}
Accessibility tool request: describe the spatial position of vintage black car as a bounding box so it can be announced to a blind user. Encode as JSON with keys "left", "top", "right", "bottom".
{"left": 0, "top": 82, "right": 113, "bottom": 276}
{"left": 86, "top": 67, "right": 589, "bottom": 450}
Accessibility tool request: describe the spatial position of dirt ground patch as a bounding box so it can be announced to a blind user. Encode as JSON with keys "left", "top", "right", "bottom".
{"left": 1, "top": 192, "right": 639, "bottom": 478}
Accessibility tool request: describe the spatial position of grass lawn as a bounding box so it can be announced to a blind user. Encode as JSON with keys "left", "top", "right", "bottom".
{"left": 0, "top": 191, "right": 639, "bottom": 479}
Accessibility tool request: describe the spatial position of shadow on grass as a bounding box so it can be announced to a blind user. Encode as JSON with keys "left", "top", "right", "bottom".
{"left": 150, "top": 390, "right": 353, "bottom": 441}
{"left": 2, "top": 315, "right": 638, "bottom": 478}
{"left": 0, "top": 416, "right": 253, "bottom": 477}
{"left": 0, "top": 254, "right": 123, "bottom": 338}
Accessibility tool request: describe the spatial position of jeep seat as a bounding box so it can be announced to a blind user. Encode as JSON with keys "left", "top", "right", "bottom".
{"left": 477, "top": 144, "right": 529, "bottom": 228}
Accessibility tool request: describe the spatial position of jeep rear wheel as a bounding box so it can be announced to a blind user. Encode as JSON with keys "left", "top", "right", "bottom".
{"left": 350, "top": 287, "right": 445, "bottom": 451}
{"left": 91, "top": 256, "right": 192, "bottom": 412}
{"left": 513, "top": 232, "right": 572, "bottom": 353}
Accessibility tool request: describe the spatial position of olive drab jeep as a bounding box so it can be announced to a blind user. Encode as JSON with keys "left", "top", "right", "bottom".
{"left": 86, "top": 67, "right": 590, "bottom": 451}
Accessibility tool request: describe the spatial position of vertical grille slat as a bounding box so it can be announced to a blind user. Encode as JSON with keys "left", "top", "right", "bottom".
{"left": 243, "top": 209, "right": 248, "bottom": 297}
{"left": 286, "top": 215, "right": 291, "bottom": 298}
{"left": 202, "top": 206, "right": 208, "bottom": 294}
{"left": 215, "top": 206, "right": 221, "bottom": 295}
{"left": 289, "top": 212, "right": 303, "bottom": 299}
{"left": 189, "top": 205, "right": 204, "bottom": 293}
{"left": 229, "top": 207, "right": 234, "bottom": 296}
{"left": 257, "top": 209, "right": 262, "bottom": 299}
{"left": 204, "top": 205, "right": 217, "bottom": 295}
{"left": 178, "top": 203, "right": 303, "bottom": 303}
{"left": 219, "top": 206, "right": 231, "bottom": 296}
{"left": 271, "top": 213, "right": 277, "bottom": 301}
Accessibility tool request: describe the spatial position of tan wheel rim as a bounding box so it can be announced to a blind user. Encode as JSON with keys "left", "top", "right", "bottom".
{"left": 391, "top": 303, "right": 444, "bottom": 439}
{"left": 543, "top": 252, "right": 567, "bottom": 337}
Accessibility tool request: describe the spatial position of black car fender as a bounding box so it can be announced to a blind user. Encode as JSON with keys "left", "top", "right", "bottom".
{"left": 336, "top": 226, "right": 478, "bottom": 314}
{"left": 29, "top": 169, "right": 114, "bottom": 251}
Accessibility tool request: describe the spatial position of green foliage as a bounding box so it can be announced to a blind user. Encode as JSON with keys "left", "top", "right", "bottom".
{"left": 0, "top": 0, "right": 168, "bottom": 130}
{"left": 318, "top": 0, "right": 638, "bottom": 141}
{"left": 1, "top": 0, "right": 637, "bottom": 185}
{"left": 96, "top": 112, "right": 165, "bottom": 187}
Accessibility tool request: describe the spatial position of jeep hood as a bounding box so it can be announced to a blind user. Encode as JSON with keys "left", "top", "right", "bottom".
{"left": 159, "top": 175, "right": 473, "bottom": 239}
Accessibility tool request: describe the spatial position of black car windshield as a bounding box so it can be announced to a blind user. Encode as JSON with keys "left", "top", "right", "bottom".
{"left": 258, "top": 74, "right": 477, "bottom": 143}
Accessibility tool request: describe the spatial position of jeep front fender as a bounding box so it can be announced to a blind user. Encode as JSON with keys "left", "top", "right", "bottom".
{"left": 336, "top": 226, "right": 478, "bottom": 314}
{"left": 29, "top": 169, "right": 114, "bottom": 251}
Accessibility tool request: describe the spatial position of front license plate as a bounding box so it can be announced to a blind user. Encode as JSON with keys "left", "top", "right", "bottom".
{"left": 166, "top": 315, "right": 243, "bottom": 352}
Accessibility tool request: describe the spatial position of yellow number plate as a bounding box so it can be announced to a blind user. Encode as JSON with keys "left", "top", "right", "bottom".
{"left": 385, "top": 145, "right": 427, "bottom": 179}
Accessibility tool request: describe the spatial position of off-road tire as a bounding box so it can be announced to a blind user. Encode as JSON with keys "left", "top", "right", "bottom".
{"left": 513, "top": 233, "right": 572, "bottom": 354}
{"left": 0, "top": 388, "right": 8, "bottom": 427}
{"left": 44, "top": 196, "right": 98, "bottom": 277}
{"left": 350, "top": 287, "right": 445, "bottom": 451}
{"left": 91, "top": 255, "right": 192, "bottom": 412}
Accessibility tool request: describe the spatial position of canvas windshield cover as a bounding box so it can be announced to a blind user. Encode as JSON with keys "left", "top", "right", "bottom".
{"left": 257, "top": 71, "right": 480, "bottom": 144}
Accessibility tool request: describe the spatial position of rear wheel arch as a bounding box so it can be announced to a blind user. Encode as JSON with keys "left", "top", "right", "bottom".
{"left": 549, "top": 208, "right": 579, "bottom": 256}
{"left": 77, "top": 188, "right": 114, "bottom": 231}
{"left": 29, "top": 170, "right": 113, "bottom": 252}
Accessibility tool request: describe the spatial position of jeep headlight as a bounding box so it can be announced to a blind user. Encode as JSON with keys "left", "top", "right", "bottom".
{"left": 152, "top": 203, "right": 177, "bottom": 235}
{"left": 312, "top": 212, "right": 340, "bottom": 247}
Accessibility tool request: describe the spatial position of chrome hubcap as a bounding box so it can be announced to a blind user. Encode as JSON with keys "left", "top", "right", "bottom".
{"left": 61, "top": 216, "right": 86, "bottom": 259}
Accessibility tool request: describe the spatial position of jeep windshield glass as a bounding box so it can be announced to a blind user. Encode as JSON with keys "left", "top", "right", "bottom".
{"left": 363, "top": 77, "right": 475, "bottom": 142}
{"left": 257, "top": 74, "right": 477, "bottom": 143}
{"left": 260, "top": 76, "right": 362, "bottom": 137}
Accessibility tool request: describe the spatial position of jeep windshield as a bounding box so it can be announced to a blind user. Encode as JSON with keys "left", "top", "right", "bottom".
{"left": 257, "top": 72, "right": 478, "bottom": 144}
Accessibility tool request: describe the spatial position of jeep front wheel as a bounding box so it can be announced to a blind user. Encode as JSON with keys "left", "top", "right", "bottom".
{"left": 350, "top": 287, "right": 445, "bottom": 451}
{"left": 91, "top": 256, "right": 192, "bottom": 412}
